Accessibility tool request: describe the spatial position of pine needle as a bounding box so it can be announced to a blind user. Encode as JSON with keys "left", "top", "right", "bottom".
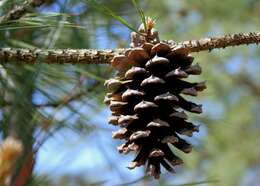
{"left": 131, "top": 0, "right": 147, "bottom": 32}
{"left": 0, "top": 13, "right": 84, "bottom": 31}
{"left": 86, "top": 0, "right": 140, "bottom": 33}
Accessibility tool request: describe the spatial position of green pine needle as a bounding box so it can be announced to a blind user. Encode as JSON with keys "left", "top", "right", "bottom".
{"left": 86, "top": 0, "right": 140, "bottom": 34}
{"left": 131, "top": 0, "right": 147, "bottom": 32}
{"left": 0, "top": 13, "right": 84, "bottom": 31}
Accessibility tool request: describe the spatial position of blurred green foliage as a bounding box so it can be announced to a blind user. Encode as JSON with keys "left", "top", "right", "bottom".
{"left": 0, "top": 0, "right": 259, "bottom": 185}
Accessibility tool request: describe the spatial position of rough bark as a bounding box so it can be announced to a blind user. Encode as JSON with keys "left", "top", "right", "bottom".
{"left": 0, "top": 31, "right": 259, "bottom": 65}
{"left": 167, "top": 31, "right": 260, "bottom": 52}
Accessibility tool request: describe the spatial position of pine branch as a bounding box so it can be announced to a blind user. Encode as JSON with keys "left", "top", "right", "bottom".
{"left": 0, "top": 31, "right": 259, "bottom": 64}
{"left": 0, "top": 0, "right": 48, "bottom": 23}
{"left": 0, "top": 48, "right": 126, "bottom": 64}
{"left": 167, "top": 31, "right": 260, "bottom": 52}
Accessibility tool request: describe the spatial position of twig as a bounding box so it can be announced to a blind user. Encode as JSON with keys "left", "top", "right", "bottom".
{"left": 167, "top": 31, "right": 260, "bottom": 52}
{"left": 0, "top": 31, "right": 259, "bottom": 64}
{"left": 0, "top": 48, "right": 125, "bottom": 64}
{"left": 0, "top": 0, "right": 48, "bottom": 23}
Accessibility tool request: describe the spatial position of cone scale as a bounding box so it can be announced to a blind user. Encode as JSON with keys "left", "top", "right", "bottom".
{"left": 104, "top": 22, "right": 206, "bottom": 179}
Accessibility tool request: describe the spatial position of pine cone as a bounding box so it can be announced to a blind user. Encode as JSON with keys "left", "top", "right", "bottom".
{"left": 105, "top": 41, "right": 206, "bottom": 179}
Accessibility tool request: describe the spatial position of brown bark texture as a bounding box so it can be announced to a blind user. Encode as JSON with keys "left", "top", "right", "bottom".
{"left": 0, "top": 31, "right": 259, "bottom": 65}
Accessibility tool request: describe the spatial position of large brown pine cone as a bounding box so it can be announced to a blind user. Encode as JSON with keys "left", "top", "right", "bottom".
{"left": 104, "top": 42, "right": 206, "bottom": 179}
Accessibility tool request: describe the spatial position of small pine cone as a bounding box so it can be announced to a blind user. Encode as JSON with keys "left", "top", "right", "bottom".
{"left": 0, "top": 137, "right": 23, "bottom": 185}
{"left": 105, "top": 40, "right": 206, "bottom": 179}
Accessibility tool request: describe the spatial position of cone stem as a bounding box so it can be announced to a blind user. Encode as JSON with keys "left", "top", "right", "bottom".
{"left": 0, "top": 31, "right": 259, "bottom": 64}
